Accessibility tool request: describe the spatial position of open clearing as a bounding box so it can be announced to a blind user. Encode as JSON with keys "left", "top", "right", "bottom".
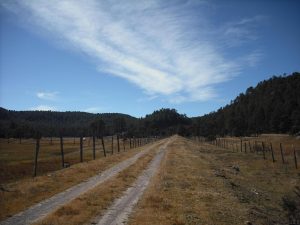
{"left": 1, "top": 135, "right": 299, "bottom": 225}
{"left": 0, "top": 137, "right": 148, "bottom": 183}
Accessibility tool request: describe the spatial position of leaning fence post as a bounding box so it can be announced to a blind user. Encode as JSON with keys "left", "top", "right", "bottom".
{"left": 80, "top": 136, "right": 83, "bottom": 162}
{"left": 33, "top": 138, "right": 40, "bottom": 177}
{"left": 280, "top": 143, "right": 285, "bottom": 164}
{"left": 101, "top": 136, "right": 106, "bottom": 157}
{"left": 270, "top": 143, "right": 275, "bottom": 163}
{"left": 244, "top": 142, "right": 247, "bottom": 153}
{"left": 60, "top": 136, "right": 65, "bottom": 167}
{"left": 293, "top": 145, "right": 298, "bottom": 169}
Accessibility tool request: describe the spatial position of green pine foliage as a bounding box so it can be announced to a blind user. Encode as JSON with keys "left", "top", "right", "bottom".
{"left": 194, "top": 72, "right": 300, "bottom": 136}
{"left": 0, "top": 72, "right": 299, "bottom": 138}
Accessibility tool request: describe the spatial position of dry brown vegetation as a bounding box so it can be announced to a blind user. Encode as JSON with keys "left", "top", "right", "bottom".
{"left": 1, "top": 135, "right": 299, "bottom": 224}
{"left": 32, "top": 145, "right": 160, "bottom": 225}
{"left": 219, "top": 134, "right": 300, "bottom": 155}
{"left": 0, "top": 137, "right": 140, "bottom": 183}
{"left": 129, "top": 136, "right": 299, "bottom": 225}
{"left": 0, "top": 140, "right": 163, "bottom": 221}
{"left": 213, "top": 134, "right": 300, "bottom": 170}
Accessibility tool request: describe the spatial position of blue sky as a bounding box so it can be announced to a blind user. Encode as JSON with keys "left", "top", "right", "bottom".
{"left": 0, "top": 0, "right": 299, "bottom": 117}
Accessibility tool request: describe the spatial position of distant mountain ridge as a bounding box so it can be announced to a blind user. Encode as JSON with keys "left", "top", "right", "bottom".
{"left": 0, "top": 72, "right": 299, "bottom": 137}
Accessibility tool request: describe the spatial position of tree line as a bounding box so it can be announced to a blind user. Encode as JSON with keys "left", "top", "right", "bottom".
{"left": 193, "top": 72, "right": 300, "bottom": 137}
{"left": 0, "top": 72, "right": 299, "bottom": 138}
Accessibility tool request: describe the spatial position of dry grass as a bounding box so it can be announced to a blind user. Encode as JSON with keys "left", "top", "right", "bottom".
{"left": 129, "top": 136, "right": 299, "bottom": 225}
{"left": 214, "top": 134, "right": 300, "bottom": 170}
{"left": 219, "top": 134, "right": 300, "bottom": 154}
{"left": 0, "top": 140, "right": 163, "bottom": 221}
{"left": 0, "top": 137, "right": 147, "bottom": 183}
{"left": 32, "top": 145, "right": 160, "bottom": 225}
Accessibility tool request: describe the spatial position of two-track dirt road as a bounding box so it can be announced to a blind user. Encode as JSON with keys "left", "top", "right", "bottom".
{"left": 1, "top": 136, "right": 298, "bottom": 225}
{"left": 95, "top": 140, "right": 170, "bottom": 225}
{"left": 0, "top": 138, "right": 170, "bottom": 225}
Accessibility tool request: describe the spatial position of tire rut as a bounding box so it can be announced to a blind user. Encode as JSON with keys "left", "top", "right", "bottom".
{"left": 93, "top": 139, "right": 170, "bottom": 225}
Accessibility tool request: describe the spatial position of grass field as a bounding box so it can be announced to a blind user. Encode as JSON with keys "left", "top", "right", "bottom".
{"left": 0, "top": 135, "right": 299, "bottom": 224}
{"left": 0, "top": 139, "right": 163, "bottom": 221}
{"left": 33, "top": 145, "right": 160, "bottom": 225}
{"left": 0, "top": 137, "right": 149, "bottom": 184}
{"left": 210, "top": 134, "right": 300, "bottom": 169}
{"left": 129, "top": 136, "right": 300, "bottom": 225}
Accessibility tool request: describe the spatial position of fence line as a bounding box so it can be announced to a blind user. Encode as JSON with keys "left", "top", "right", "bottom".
{"left": 28, "top": 136, "right": 158, "bottom": 177}
{"left": 194, "top": 136, "right": 299, "bottom": 170}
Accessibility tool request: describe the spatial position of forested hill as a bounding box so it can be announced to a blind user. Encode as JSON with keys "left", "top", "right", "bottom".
{"left": 194, "top": 72, "right": 300, "bottom": 136}
{"left": 1, "top": 72, "right": 299, "bottom": 138}
{"left": 0, "top": 109, "right": 138, "bottom": 137}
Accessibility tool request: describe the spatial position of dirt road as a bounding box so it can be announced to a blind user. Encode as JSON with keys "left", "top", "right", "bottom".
{"left": 2, "top": 136, "right": 297, "bottom": 225}
{"left": 94, "top": 140, "right": 170, "bottom": 225}
{"left": 0, "top": 140, "right": 166, "bottom": 225}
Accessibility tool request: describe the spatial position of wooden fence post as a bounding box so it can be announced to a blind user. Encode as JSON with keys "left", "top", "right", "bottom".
{"left": 270, "top": 143, "right": 275, "bottom": 163}
{"left": 293, "top": 145, "right": 298, "bottom": 169}
{"left": 117, "top": 135, "right": 120, "bottom": 152}
{"left": 80, "top": 136, "right": 83, "bottom": 162}
{"left": 93, "top": 135, "right": 96, "bottom": 160}
{"left": 280, "top": 143, "right": 285, "bottom": 164}
{"left": 129, "top": 138, "right": 132, "bottom": 149}
{"left": 123, "top": 138, "right": 126, "bottom": 151}
{"left": 33, "top": 138, "right": 40, "bottom": 177}
{"left": 60, "top": 136, "right": 65, "bottom": 168}
{"left": 262, "top": 142, "right": 266, "bottom": 160}
{"left": 248, "top": 141, "right": 252, "bottom": 153}
{"left": 240, "top": 139, "right": 243, "bottom": 152}
{"left": 111, "top": 136, "right": 114, "bottom": 155}
{"left": 255, "top": 141, "right": 258, "bottom": 154}
{"left": 101, "top": 136, "right": 106, "bottom": 157}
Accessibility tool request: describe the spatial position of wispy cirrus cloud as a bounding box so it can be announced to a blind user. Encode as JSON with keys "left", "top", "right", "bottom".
{"left": 2, "top": 0, "right": 263, "bottom": 103}
{"left": 220, "top": 15, "right": 267, "bottom": 47}
{"left": 36, "top": 91, "right": 59, "bottom": 101}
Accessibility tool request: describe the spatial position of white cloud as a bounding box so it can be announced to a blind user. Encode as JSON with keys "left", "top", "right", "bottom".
{"left": 83, "top": 107, "right": 106, "bottom": 113}
{"left": 244, "top": 51, "right": 263, "bottom": 67}
{"left": 221, "top": 15, "right": 266, "bottom": 47}
{"left": 2, "top": 1, "right": 263, "bottom": 103}
{"left": 36, "top": 91, "right": 59, "bottom": 100}
{"left": 30, "top": 105, "right": 56, "bottom": 111}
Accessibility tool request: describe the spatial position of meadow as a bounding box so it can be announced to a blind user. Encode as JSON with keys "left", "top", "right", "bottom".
{"left": 0, "top": 136, "right": 148, "bottom": 184}
{"left": 208, "top": 134, "right": 300, "bottom": 169}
